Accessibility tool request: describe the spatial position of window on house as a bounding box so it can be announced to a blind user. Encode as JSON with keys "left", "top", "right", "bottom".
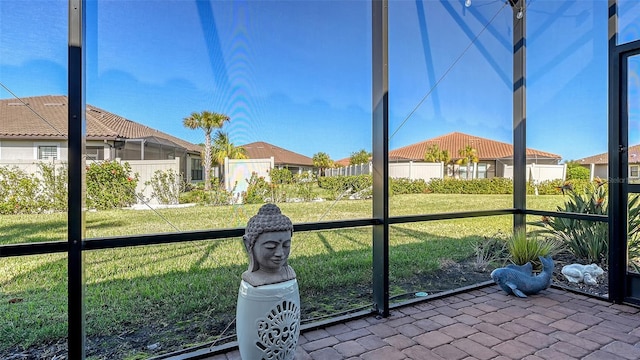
{"left": 477, "top": 163, "right": 488, "bottom": 179}
{"left": 631, "top": 165, "right": 639, "bottom": 178}
{"left": 191, "top": 158, "right": 203, "bottom": 181}
{"left": 38, "top": 145, "right": 58, "bottom": 160}
{"left": 459, "top": 165, "right": 467, "bottom": 179}
{"left": 86, "top": 146, "right": 104, "bottom": 161}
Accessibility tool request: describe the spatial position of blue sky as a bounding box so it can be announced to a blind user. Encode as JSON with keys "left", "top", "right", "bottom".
{"left": 1, "top": 0, "right": 639, "bottom": 162}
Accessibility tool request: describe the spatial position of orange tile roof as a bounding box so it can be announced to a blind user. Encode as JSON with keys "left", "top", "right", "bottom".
{"left": 241, "top": 141, "right": 313, "bottom": 167}
{"left": 0, "top": 95, "right": 201, "bottom": 153}
{"left": 576, "top": 144, "right": 640, "bottom": 165}
{"left": 334, "top": 158, "right": 350, "bottom": 167}
{"left": 388, "top": 132, "right": 561, "bottom": 161}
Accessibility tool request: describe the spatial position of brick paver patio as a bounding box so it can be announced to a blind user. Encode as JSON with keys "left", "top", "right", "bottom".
{"left": 204, "top": 286, "right": 640, "bottom": 360}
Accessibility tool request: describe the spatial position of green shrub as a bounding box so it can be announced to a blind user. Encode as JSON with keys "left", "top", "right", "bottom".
{"left": 145, "top": 169, "right": 183, "bottom": 205}
{"left": 317, "top": 175, "right": 372, "bottom": 200}
{"left": 179, "top": 178, "right": 234, "bottom": 206}
{"left": 270, "top": 168, "right": 293, "bottom": 185}
{"left": 38, "top": 162, "right": 68, "bottom": 212}
{"left": 267, "top": 168, "right": 294, "bottom": 202}
{"left": 86, "top": 161, "right": 139, "bottom": 210}
{"left": 293, "top": 172, "right": 316, "bottom": 201}
{"left": 243, "top": 172, "right": 270, "bottom": 204}
{"left": 427, "top": 178, "right": 513, "bottom": 194}
{"left": 0, "top": 166, "right": 41, "bottom": 214}
{"left": 0, "top": 163, "right": 68, "bottom": 214}
{"left": 566, "top": 165, "right": 591, "bottom": 180}
{"left": 390, "top": 178, "right": 428, "bottom": 195}
{"left": 530, "top": 179, "right": 595, "bottom": 196}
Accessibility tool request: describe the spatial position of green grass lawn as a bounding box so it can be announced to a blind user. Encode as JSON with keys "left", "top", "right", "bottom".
{"left": 0, "top": 194, "right": 565, "bottom": 359}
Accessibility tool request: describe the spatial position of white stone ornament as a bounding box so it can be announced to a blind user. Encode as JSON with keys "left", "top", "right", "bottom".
{"left": 561, "top": 263, "right": 604, "bottom": 285}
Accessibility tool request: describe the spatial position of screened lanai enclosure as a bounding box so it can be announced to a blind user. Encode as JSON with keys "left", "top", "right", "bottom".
{"left": 1, "top": 0, "right": 640, "bottom": 359}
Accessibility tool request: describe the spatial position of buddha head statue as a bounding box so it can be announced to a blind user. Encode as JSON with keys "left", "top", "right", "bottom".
{"left": 242, "top": 204, "right": 296, "bottom": 286}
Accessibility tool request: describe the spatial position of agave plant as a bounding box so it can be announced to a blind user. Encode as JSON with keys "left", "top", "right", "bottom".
{"left": 627, "top": 194, "right": 640, "bottom": 270}
{"left": 531, "top": 179, "right": 640, "bottom": 266}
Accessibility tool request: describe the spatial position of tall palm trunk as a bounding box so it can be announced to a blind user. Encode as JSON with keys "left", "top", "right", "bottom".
{"left": 204, "top": 130, "right": 212, "bottom": 190}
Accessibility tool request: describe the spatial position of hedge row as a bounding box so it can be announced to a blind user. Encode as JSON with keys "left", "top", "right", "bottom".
{"left": 317, "top": 175, "right": 373, "bottom": 200}
{"left": 318, "top": 175, "right": 596, "bottom": 196}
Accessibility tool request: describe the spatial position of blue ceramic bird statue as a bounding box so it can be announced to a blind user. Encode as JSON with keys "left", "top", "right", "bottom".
{"left": 490, "top": 256, "right": 554, "bottom": 298}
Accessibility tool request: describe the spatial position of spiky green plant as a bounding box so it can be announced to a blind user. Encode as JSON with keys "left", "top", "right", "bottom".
{"left": 531, "top": 179, "right": 640, "bottom": 266}
{"left": 507, "top": 229, "right": 560, "bottom": 270}
{"left": 626, "top": 194, "right": 640, "bottom": 270}
{"left": 472, "top": 236, "right": 508, "bottom": 271}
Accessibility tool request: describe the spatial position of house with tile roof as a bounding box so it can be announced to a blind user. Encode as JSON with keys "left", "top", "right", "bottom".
{"left": 388, "top": 132, "right": 562, "bottom": 179}
{"left": 576, "top": 145, "right": 640, "bottom": 182}
{"left": 0, "top": 95, "right": 204, "bottom": 183}
{"left": 241, "top": 141, "right": 314, "bottom": 174}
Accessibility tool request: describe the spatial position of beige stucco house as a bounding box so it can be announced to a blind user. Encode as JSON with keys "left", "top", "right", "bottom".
{"left": 0, "top": 95, "right": 204, "bottom": 183}
{"left": 576, "top": 145, "right": 640, "bottom": 183}
{"left": 241, "top": 141, "right": 314, "bottom": 174}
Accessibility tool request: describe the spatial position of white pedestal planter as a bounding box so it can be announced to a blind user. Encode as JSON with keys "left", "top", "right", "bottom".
{"left": 236, "top": 278, "right": 300, "bottom": 360}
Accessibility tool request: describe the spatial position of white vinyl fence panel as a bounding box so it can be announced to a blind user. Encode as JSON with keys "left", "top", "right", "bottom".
{"left": 326, "top": 162, "right": 372, "bottom": 176}
{"left": 0, "top": 158, "right": 182, "bottom": 205}
{"left": 225, "top": 157, "right": 274, "bottom": 202}
{"left": 0, "top": 159, "right": 67, "bottom": 176}
{"left": 127, "top": 158, "right": 181, "bottom": 204}
{"left": 389, "top": 161, "right": 444, "bottom": 180}
{"left": 326, "top": 161, "right": 444, "bottom": 181}
{"left": 503, "top": 163, "right": 566, "bottom": 183}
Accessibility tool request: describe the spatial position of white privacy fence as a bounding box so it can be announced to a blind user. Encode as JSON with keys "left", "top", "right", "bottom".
{"left": 0, "top": 158, "right": 182, "bottom": 205}
{"left": 325, "top": 162, "right": 372, "bottom": 176}
{"left": 225, "top": 157, "right": 274, "bottom": 201}
{"left": 389, "top": 161, "right": 444, "bottom": 180}
{"left": 503, "top": 163, "right": 566, "bottom": 183}
{"left": 326, "top": 161, "right": 445, "bottom": 181}
{"left": 0, "top": 159, "right": 67, "bottom": 175}
{"left": 127, "top": 158, "right": 181, "bottom": 204}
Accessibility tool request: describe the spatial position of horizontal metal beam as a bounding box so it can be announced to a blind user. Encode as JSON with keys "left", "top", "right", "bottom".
{"left": 0, "top": 218, "right": 379, "bottom": 257}
{"left": 525, "top": 209, "right": 608, "bottom": 222}
{"left": 2, "top": 209, "right": 611, "bottom": 258}
{"left": 390, "top": 209, "right": 517, "bottom": 224}
{"left": 0, "top": 241, "right": 68, "bottom": 257}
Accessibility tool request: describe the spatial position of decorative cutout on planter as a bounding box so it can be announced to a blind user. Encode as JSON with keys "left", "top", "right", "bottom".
{"left": 256, "top": 300, "right": 301, "bottom": 360}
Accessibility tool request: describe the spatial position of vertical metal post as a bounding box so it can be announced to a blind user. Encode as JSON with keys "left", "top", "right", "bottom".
{"left": 372, "top": 0, "right": 389, "bottom": 317}
{"left": 511, "top": 0, "right": 527, "bottom": 231}
{"left": 68, "top": 0, "right": 86, "bottom": 357}
{"left": 608, "top": 0, "right": 626, "bottom": 303}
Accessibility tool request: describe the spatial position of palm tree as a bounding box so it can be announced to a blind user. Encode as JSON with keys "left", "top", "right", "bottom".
{"left": 312, "top": 152, "right": 333, "bottom": 177}
{"left": 424, "top": 144, "right": 450, "bottom": 163}
{"left": 211, "top": 130, "right": 247, "bottom": 185}
{"left": 456, "top": 145, "right": 479, "bottom": 180}
{"left": 183, "top": 111, "right": 229, "bottom": 190}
